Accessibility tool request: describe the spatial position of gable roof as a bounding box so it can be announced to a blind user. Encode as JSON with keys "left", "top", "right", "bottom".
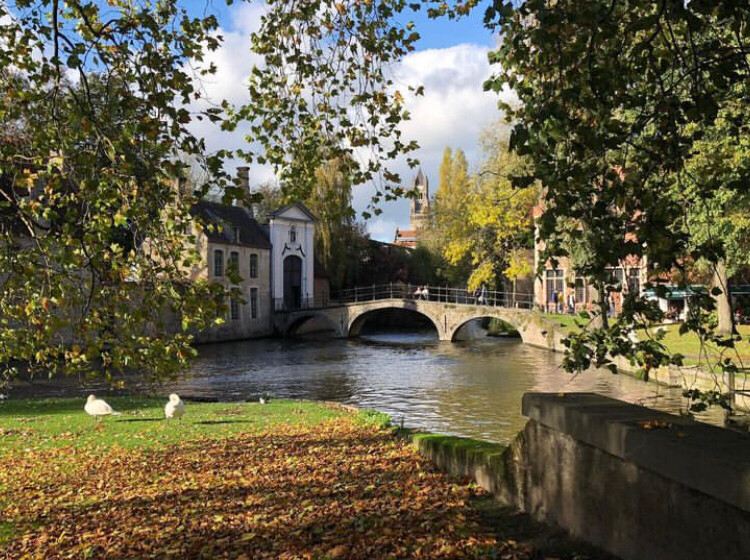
{"left": 268, "top": 201, "right": 318, "bottom": 222}
{"left": 192, "top": 200, "right": 271, "bottom": 249}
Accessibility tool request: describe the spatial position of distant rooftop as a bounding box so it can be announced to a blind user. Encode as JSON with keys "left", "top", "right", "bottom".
{"left": 192, "top": 200, "right": 271, "bottom": 249}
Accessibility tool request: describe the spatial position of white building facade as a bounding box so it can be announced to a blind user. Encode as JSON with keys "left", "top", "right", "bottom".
{"left": 268, "top": 203, "right": 318, "bottom": 311}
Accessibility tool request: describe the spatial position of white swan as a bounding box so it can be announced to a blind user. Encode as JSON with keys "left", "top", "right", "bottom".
{"left": 84, "top": 395, "right": 120, "bottom": 420}
{"left": 164, "top": 393, "right": 184, "bottom": 422}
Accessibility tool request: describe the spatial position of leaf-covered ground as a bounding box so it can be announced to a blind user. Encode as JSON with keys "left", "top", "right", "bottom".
{"left": 0, "top": 398, "right": 609, "bottom": 559}
{"left": 0, "top": 399, "right": 531, "bottom": 559}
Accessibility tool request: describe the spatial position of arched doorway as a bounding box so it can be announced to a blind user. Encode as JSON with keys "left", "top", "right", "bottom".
{"left": 283, "top": 255, "right": 303, "bottom": 309}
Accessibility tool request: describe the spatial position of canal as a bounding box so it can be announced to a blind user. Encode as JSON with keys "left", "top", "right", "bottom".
{"left": 8, "top": 323, "right": 724, "bottom": 444}
{"left": 160, "top": 328, "right": 723, "bottom": 444}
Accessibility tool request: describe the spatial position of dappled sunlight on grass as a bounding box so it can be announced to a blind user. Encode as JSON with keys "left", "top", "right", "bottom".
{"left": 0, "top": 398, "right": 347, "bottom": 453}
{"left": 0, "top": 398, "right": 574, "bottom": 559}
{"left": 0, "top": 412, "right": 531, "bottom": 559}
{"left": 643, "top": 324, "right": 750, "bottom": 368}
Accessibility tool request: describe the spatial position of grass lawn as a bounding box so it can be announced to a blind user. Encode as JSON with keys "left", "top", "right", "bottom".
{"left": 541, "top": 313, "right": 583, "bottom": 331}
{"left": 0, "top": 397, "right": 354, "bottom": 454}
{"left": 0, "top": 397, "right": 603, "bottom": 559}
{"left": 644, "top": 324, "right": 750, "bottom": 367}
{"left": 543, "top": 312, "right": 750, "bottom": 369}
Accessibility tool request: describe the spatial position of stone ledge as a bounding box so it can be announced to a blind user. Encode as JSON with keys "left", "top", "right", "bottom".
{"left": 522, "top": 392, "right": 750, "bottom": 512}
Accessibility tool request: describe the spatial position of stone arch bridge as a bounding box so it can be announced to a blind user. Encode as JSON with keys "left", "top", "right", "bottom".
{"left": 274, "top": 285, "right": 566, "bottom": 349}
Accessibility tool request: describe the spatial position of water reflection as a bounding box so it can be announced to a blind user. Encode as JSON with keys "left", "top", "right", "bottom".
{"left": 171, "top": 331, "right": 724, "bottom": 443}
{"left": 8, "top": 330, "right": 724, "bottom": 444}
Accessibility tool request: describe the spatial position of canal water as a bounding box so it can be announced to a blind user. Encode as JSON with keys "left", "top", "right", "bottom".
{"left": 179, "top": 332, "right": 723, "bottom": 443}
{"left": 12, "top": 325, "right": 721, "bottom": 444}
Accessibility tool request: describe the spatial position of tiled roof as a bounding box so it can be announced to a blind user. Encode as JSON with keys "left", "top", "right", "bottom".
{"left": 267, "top": 201, "right": 318, "bottom": 221}
{"left": 394, "top": 228, "right": 418, "bottom": 248}
{"left": 192, "top": 200, "right": 271, "bottom": 249}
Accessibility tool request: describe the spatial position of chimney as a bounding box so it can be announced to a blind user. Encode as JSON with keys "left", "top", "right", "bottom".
{"left": 236, "top": 166, "right": 253, "bottom": 218}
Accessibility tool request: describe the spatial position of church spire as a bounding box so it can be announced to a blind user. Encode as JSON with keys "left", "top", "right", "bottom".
{"left": 413, "top": 167, "right": 428, "bottom": 190}
{"left": 410, "top": 168, "right": 430, "bottom": 231}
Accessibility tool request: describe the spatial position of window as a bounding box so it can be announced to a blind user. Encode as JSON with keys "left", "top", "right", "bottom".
{"left": 574, "top": 277, "right": 587, "bottom": 305}
{"left": 213, "top": 250, "right": 223, "bottom": 277}
{"left": 230, "top": 298, "right": 240, "bottom": 321}
{"left": 250, "top": 288, "right": 258, "bottom": 319}
{"left": 233, "top": 226, "right": 240, "bottom": 244}
{"left": 290, "top": 226, "right": 297, "bottom": 243}
{"left": 606, "top": 267, "right": 624, "bottom": 288}
{"left": 249, "top": 254, "right": 258, "bottom": 279}
{"left": 627, "top": 268, "right": 641, "bottom": 295}
{"left": 229, "top": 251, "right": 239, "bottom": 275}
{"left": 545, "top": 269, "right": 564, "bottom": 303}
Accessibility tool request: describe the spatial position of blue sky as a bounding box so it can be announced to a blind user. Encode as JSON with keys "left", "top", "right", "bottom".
{"left": 194, "top": 0, "right": 495, "bottom": 48}
{"left": 396, "top": 4, "right": 495, "bottom": 50}
{"left": 183, "top": 1, "right": 505, "bottom": 242}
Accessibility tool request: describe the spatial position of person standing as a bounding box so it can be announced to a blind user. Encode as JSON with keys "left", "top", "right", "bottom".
{"left": 567, "top": 291, "right": 576, "bottom": 315}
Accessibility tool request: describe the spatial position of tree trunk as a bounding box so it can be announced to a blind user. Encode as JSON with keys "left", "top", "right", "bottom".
{"left": 713, "top": 259, "right": 735, "bottom": 336}
{"left": 592, "top": 281, "right": 608, "bottom": 330}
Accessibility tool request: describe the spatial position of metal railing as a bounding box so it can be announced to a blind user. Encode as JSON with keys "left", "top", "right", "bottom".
{"left": 330, "top": 283, "right": 534, "bottom": 310}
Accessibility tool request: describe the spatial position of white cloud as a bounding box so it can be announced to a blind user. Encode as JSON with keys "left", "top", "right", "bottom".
{"left": 186, "top": 3, "right": 276, "bottom": 187}
{"left": 352, "top": 43, "right": 514, "bottom": 241}
{"left": 186, "top": 8, "right": 511, "bottom": 235}
{"left": 367, "top": 217, "right": 401, "bottom": 241}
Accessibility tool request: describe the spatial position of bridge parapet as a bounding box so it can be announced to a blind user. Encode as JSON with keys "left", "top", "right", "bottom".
{"left": 334, "top": 283, "right": 534, "bottom": 310}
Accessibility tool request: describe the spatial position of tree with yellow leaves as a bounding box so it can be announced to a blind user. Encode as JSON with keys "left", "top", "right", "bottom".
{"left": 423, "top": 148, "right": 473, "bottom": 284}
{"left": 431, "top": 126, "right": 538, "bottom": 293}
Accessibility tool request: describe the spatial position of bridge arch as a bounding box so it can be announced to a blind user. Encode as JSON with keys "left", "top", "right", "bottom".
{"left": 451, "top": 314, "right": 521, "bottom": 340}
{"left": 446, "top": 309, "right": 565, "bottom": 348}
{"left": 283, "top": 312, "right": 344, "bottom": 338}
{"left": 448, "top": 313, "right": 526, "bottom": 342}
{"left": 347, "top": 304, "right": 443, "bottom": 339}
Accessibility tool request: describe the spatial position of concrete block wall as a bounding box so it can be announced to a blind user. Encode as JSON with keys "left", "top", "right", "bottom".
{"left": 414, "top": 392, "right": 750, "bottom": 560}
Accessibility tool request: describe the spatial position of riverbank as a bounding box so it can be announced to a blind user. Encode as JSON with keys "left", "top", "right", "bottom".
{"left": 540, "top": 314, "right": 750, "bottom": 412}
{"left": 0, "top": 397, "right": 606, "bottom": 559}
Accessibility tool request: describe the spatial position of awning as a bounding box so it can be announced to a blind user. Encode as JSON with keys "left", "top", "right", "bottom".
{"left": 642, "top": 285, "right": 706, "bottom": 300}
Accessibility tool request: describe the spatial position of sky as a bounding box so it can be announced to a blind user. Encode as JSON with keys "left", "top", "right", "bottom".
{"left": 184, "top": 0, "right": 509, "bottom": 242}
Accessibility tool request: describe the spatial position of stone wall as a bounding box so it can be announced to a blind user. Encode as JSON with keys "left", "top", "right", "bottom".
{"left": 414, "top": 392, "right": 750, "bottom": 560}
{"left": 194, "top": 242, "right": 274, "bottom": 342}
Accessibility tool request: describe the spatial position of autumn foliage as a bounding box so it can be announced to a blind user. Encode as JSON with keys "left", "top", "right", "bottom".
{"left": 0, "top": 416, "right": 534, "bottom": 559}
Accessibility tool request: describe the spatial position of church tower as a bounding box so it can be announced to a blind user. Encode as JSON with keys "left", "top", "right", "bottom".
{"left": 409, "top": 168, "right": 430, "bottom": 231}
